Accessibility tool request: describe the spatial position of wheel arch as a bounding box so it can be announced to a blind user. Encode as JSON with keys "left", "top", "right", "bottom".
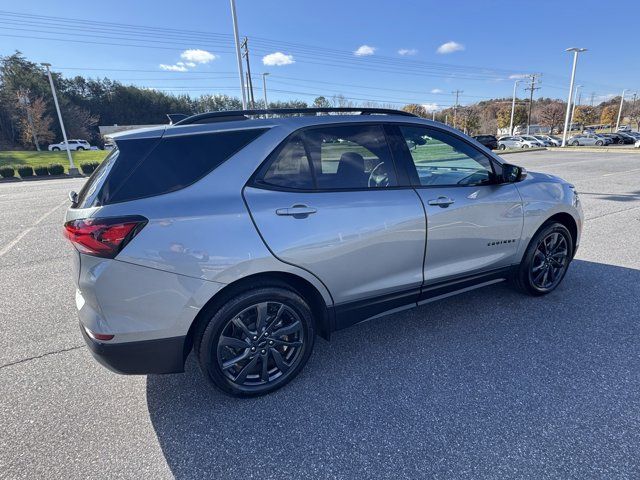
{"left": 183, "top": 271, "right": 333, "bottom": 361}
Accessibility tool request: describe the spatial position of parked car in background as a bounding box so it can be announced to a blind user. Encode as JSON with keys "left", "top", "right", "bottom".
{"left": 519, "top": 135, "right": 546, "bottom": 147}
{"left": 533, "top": 135, "right": 561, "bottom": 147}
{"left": 48, "top": 139, "right": 91, "bottom": 151}
{"left": 64, "top": 107, "right": 583, "bottom": 396}
{"left": 498, "top": 136, "right": 543, "bottom": 150}
{"left": 617, "top": 125, "right": 631, "bottom": 132}
{"left": 567, "top": 133, "right": 607, "bottom": 146}
{"left": 601, "top": 134, "right": 626, "bottom": 144}
{"left": 635, "top": 139, "right": 640, "bottom": 148}
{"left": 472, "top": 134, "right": 498, "bottom": 150}
{"left": 617, "top": 132, "right": 638, "bottom": 144}
{"left": 103, "top": 142, "right": 115, "bottom": 150}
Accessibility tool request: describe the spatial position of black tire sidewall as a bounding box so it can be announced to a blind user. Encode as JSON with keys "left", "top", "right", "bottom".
{"left": 197, "top": 287, "right": 315, "bottom": 397}
{"left": 517, "top": 222, "right": 573, "bottom": 296}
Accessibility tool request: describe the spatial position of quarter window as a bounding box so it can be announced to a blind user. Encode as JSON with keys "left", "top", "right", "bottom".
{"left": 399, "top": 126, "right": 494, "bottom": 187}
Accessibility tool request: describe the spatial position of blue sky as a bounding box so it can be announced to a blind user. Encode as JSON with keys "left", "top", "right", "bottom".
{"left": 1, "top": 0, "right": 637, "bottom": 109}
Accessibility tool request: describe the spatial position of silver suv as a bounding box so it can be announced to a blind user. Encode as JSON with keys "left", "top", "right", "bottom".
{"left": 65, "top": 108, "right": 583, "bottom": 396}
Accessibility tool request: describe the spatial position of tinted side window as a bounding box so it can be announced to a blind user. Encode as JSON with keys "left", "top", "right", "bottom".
{"left": 399, "top": 126, "right": 494, "bottom": 187}
{"left": 259, "top": 135, "right": 313, "bottom": 189}
{"left": 305, "top": 124, "right": 397, "bottom": 189}
{"left": 108, "top": 128, "right": 266, "bottom": 204}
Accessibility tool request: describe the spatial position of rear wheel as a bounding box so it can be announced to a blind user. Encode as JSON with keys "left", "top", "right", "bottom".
{"left": 571, "top": 140, "right": 580, "bottom": 146}
{"left": 196, "top": 287, "right": 315, "bottom": 396}
{"left": 76, "top": 146, "right": 85, "bottom": 151}
{"left": 52, "top": 147, "right": 60, "bottom": 151}
{"left": 596, "top": 141, "right": 603, "bottom": 146}
{"left": 513, "top": 222, "right": 573, "bottom": 296}
{"left": 499, "top": 144, "right": 506, "bottom": 150}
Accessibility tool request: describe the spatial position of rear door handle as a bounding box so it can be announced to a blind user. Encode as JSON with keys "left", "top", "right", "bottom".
{"left": 427, "top": 196, "right": 455, "bottom": 208}
{"left": 275, "top": 205, "right": 317, "bottom": 217}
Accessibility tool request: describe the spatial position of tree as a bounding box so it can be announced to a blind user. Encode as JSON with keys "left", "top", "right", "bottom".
{"left": 402, "top": 104, "right": 428, "bottom": 118}
{"left": 538, "top": 102, "right": 565, "bottom": 134}
{"left": 457, "top": 106, "right": 480, "bottom": 135}
{"left": 497, "top": 105, "right": 527, "bottom": 130}
{"left": 62, "top": 104, "right": 98, "bottom": 140}
{"left": 572, "top": 105, "right": 598, "bottom": 126}
{"left": 313, "top": 96, "right": 331, "bottom": 108}
{"left": 627, "top": 102, "right": 640, "bottom": 131}
{"left": 600, "top": 106, "right": 617, "bottom": 131}
{"left": 16, "top": 94, "right": 54, "bottom": 149}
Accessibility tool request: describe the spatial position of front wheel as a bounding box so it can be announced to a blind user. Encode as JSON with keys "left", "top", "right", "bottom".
{"left": 499, "top": 144, "right": 506, "bottom": 150}
{"left": 196, "top": 287, "right": 315, "bottom": 397}
{"left": 571, "top": 141, "right": 580, "bottom": 146}
{"left": 52, "top": 147, "right": 60, "bottom": 151}
{"left": 513, "top": 222, "right": 573, "bottom": 296}
{"left": 76, "top": 146, "right": 85, "bottom": 151}
{"left": 596, "top": 141, "right": 603, "bottom": 146}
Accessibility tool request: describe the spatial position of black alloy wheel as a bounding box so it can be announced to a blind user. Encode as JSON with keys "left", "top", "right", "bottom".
{"left": 514, "top": 222, "right": 574, "bottom": 296}
{"left": 196, "top": 287, "right": 315, "bottom": 396}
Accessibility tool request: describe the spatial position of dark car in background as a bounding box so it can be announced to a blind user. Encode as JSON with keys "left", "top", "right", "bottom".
{"left": 473, "top": 134, "right": 498, "bottom": 150}
{"left": 602, "top": 133, "right": 635, "bottom": 145}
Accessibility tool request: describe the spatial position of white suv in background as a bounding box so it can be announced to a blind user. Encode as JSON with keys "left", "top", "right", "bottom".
{"left": 48, "top": 139, "right": 91, "bottom": 151}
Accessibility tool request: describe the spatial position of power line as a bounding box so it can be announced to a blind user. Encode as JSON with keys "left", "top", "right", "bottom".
{"left": 523, "top": 74, "right": 541, "bottom": 134}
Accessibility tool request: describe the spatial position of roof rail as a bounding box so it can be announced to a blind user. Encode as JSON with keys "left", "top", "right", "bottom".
{"left": 173, "top": 107, "right": 416, "bottom": 126}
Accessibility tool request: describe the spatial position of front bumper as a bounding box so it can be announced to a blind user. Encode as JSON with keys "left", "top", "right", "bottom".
{"left": 81, "top": 324, "right": 186, "bottom": 374}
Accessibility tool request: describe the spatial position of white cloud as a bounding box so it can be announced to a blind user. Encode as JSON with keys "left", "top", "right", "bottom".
{"left": 185, "top": 62, "right": 196, "bottom": 68}
{"left": 436, "top": 41, "right": 464, "bottom": 54}
{"left": 159, "top": 63, "right": 188, "bottom": 72}
{"left": 354, "top": 45, "right": 376, "bottom": 56}
{"left": 180, "top": 49, "right": 217, "bottom": 64}
{"left": 422, "top": 103, "right": 440, "bottom": 112}
{"left": 508, "top": 74, "right": 528, "bottom": 79}
{"left": 398, "top": 48, "right": 417, "bottom": 56}
{"left": 262, "top": 52, "right": 295, "bottom": 66}
{"left": 430, "top": 88, "right": 444, "bottom": 94}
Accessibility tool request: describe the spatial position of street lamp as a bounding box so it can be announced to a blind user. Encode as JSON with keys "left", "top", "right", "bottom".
{"left": 561, "top": 47, "right": 587, "bottom": 147}
{"left": 229, "top": 0, "right": 247, "bottom": 109}
{"left": 570, "top": 84, "right": 583, "bottom": 131}
{"left": 509, "top": 79, "right": 522, "bottom": 135}
{"left": 41, "top": 63, "right": 78, "bottom": 175}
{"left": 615, "top": 89, "right": 627, "bottom": 131}
{"left": 262, "top": 73, "right": 270, "bottom": 110}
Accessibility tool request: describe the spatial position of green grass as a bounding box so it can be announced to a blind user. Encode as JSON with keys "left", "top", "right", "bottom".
{"left": 0, "top": 150, "right": 109, "bottom": 174}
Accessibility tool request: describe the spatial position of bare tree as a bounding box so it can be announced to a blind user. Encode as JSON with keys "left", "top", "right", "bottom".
{"left": 537, "top": 102, "right": 564, "bottom": 134}
{"left": 15, "top": 92, "right": 54, "bottom": 149}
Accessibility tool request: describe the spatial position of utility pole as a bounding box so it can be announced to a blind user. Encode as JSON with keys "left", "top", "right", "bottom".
{"left": 241, "top": 37, "right": 255, "bottom": 108}
{"left": 590, "top": 92, "right": 595, "bottom": 106}
{"left": 509, "top": 79, "right": 522, "bottom": 135}
{"left": 561, "top": 47, "right": 587, "bottom": 147}
{"left": 229, "top": 0, "right": 247, "bottom": 109}
{"left": 432, "top": 110, "right": 435, "bottom": 121}
{"left": 17, "top": 93, "right": 41, "bottom": 151}
{"left": 524, "top": 74, "right": 541, "bottom": 134}
{"left": 615, "top": 89, "right": 627, "bottom": 131}
{"left": 41, "top": 63, "right": 77, "bottom": 175}
{"left": 261, "top": 72, "right": 270, "bottom": 109}
{"left": 452, "top": 90, "right": 462, "bottom": 129}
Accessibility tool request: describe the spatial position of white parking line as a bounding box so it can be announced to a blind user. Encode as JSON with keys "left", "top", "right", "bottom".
{"left": 602, "top": 167, "right": 640, "bottom": 177}
{"left": 0, "top": 200, "right": 67, "bottom": 257}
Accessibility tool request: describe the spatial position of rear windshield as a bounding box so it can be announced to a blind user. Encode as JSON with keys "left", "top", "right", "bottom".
{"left": 75, "top": 128, "right": 267, "bottom": 208}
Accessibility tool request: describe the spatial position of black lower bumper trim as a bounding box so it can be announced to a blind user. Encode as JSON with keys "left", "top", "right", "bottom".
{"left": 81, "top": 325, "right": 186, "bottom": 375}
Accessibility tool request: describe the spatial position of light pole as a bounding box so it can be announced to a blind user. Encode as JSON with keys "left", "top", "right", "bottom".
{"left": 261, "top": 72, "right": 270, "bottom": 109}
{"left": 42, "top": 63, "right": 77, "bottom": 175}
{"left": 561, "top": 47, "right": 587, "bottom": 147}
{"left": 570, "top": 84, "right": 583, "bottom": 130}
{"left": 509, "top": 79, "right": 522, "bottom": 135}
{"left": 229, "top": 0, "right": 247, "bottom": 109}
{"left": 615, "top": 89, "right": 627, "bottom": 131}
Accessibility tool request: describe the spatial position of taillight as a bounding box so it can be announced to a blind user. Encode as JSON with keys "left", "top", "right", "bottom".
{"left": 63, "top": 216, "right": 147, "bottom": 258}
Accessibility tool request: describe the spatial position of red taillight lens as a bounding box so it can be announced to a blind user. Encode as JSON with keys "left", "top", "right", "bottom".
{"left": 64, "top": 216, "right": 147, "bottom": 258}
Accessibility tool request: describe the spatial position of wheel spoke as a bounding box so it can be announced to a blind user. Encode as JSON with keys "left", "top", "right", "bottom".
{"left": 270, "top": 338, "right": 303, "bottom": 348}
{"left": 533, "top": 268, "right": 546, "bottom": 283}
{"left": 260, "top": 354, "right": 269, "bottom": 382}
{"left": 255, "top": 302, "right": 268, "bottom": 332}
{"left": 219, "top": 336, "right": 250, "bottom": 350}
{"left": 222, "top": 350, "right": 251, "bottom": 370}
{"left": 232, "top": 317, "right": 253, "bottom": 339}
{"left": 270, "top": 348, "right": 289, "bottom": 373}
{"left": 235, "top": 355, "right": 259, "bottom": 384}
{"left": 272, "top": 320, "right": 302, "bottom": 338}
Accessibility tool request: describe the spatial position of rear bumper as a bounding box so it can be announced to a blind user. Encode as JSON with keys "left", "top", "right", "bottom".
{"left": 81, "top": 324, "right": 186, "bottom": 374}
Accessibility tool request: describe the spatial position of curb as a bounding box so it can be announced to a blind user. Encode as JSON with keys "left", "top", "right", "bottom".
{"left": 0, "top": 174, "right": 85, "bottom": 183}
{"left": 498, "top": 147, "right": 548, "bottom": 155}
{"left": 548, "top": 147, "right": 640, "bottom": 154}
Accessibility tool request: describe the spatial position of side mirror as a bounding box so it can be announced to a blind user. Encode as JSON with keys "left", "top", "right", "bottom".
{"left": 68, "top": 190, "right": 78, "bottom": 207}
{"left": 501, "top": 163, "right": 527, "bottom": 183}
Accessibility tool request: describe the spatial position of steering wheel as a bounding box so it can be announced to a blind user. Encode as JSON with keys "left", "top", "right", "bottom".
{"left": 368, "top": 162, "right": 389, "bottom": 188}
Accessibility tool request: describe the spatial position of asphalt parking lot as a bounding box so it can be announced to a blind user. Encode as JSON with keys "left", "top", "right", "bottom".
{"left": 1, "top": 149, "right": 639, "bottom": 479}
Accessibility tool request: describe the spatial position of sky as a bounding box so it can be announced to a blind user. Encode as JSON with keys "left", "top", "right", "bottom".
{"left": 1, "top": 0, "right": 637, "bottom": 110}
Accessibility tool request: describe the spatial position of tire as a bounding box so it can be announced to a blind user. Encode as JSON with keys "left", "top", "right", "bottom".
{"left": 571, "top": 141, "right": 579, "bottom": 146}
{"left": 596, "top": 141, "right": 603, "bottom": 146}
{"left": 76, "top": 146, "right": 84, "bottom": 151}
{"left": 618, "top": 140, "right": 624, "bottom": 145}
{"left": 195, "top": 286, "right": 316, "bottom": 397}
{"left": 513, "top": 222, "right": 574, "bottom": 296}
{"left": 523, "top": 144, "right": 529, "bottom": 148}
{"left": 499, "top": 144, "right": 506, "bottom": 150}
{"left": 52, "top": 147, "right": 60, "bottom": 151}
